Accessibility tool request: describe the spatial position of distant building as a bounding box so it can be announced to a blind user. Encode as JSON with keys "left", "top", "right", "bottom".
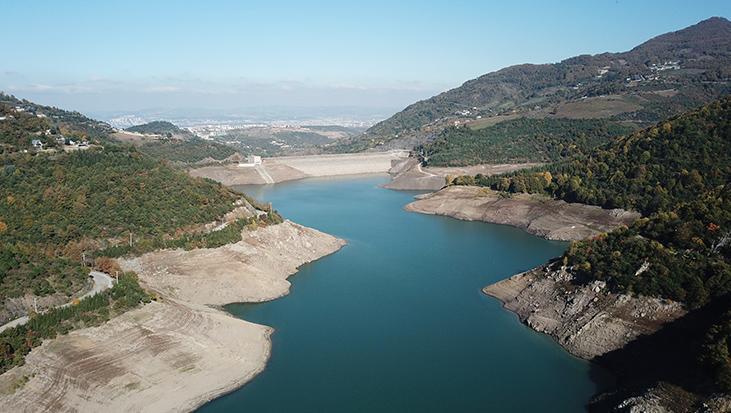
{"left": 238, "top": 155, "right": 262, "bottom": 167}
{"left": 31, "top": 139, "right": 44, "bottom": 149}
{"left": 55, "top": 136, "right": 66, "bottom": 145}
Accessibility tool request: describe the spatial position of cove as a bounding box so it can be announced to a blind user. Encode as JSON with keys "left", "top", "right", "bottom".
{"left": 198, "top": 175, "right": 603, "bottom": 412}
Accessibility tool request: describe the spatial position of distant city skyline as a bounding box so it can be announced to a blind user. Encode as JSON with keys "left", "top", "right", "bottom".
{"left": 2, "top": 0, "right": 730, "bottom": 117}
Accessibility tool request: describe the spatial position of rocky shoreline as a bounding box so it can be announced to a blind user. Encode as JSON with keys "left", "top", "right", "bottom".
{"left": 405, "top": 185, "right": 640, "bottom": 241}
{"left": 483, "top": 263, "right": 685, "bottom": 360}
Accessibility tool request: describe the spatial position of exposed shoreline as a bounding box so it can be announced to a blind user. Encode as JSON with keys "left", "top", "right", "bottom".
{"left": 483, "top": 263, "right": 685, "bottom": 360}
{"left": 405, "top": 185, "right": 640, "bottom": 241}
{"left": 0, "top": 221, "right": 345, "bottom": 412}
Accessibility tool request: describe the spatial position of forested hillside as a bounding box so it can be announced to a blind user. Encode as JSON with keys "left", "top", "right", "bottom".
{"left": 125, "top": 120, "right": 191, "bottom": 137}
{"left": 0, "top": 147, "right": 240, "bottom": 299}
{"left": 336, "top": 17, "right": 731, "bottom": 153}
{"left": 462, "top": 97, "right": 731, "bottom": 305}
{"left": 122, "top": 120, "right": 239, "bottom": 164}
{"left": 0, "top": 96, "right": 281, "bottom": 371}
{"left": 455, "top": 97, "right": 731, "bottom": 399}
{"left": 419, "top": 118, "right": 633, "bottom": 166}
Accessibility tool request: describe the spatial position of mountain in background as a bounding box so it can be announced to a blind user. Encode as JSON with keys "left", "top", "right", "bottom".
{"left": 332, "top": 17, "right": 731, "bottom": 153}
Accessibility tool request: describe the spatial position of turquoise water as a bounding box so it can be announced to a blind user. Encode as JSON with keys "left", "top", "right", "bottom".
{"left": 198, "top": 175, "right": 602, "bottom": 412}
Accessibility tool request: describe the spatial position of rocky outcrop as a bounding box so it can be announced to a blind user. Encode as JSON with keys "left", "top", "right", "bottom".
{"left": 484, "top": 263, "right": 685, "bottom": 359}
{"left": 406, "top": 185, "right": 640, "bottom": 241}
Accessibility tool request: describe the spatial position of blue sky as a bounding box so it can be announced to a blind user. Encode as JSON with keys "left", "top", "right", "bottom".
{"left": 2, "top": 0, "right": 729, "bottom": 114}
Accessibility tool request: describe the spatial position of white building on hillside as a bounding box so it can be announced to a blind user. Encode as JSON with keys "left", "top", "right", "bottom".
{"left": 238, "top": 155, "right": 262, "bottom": 167}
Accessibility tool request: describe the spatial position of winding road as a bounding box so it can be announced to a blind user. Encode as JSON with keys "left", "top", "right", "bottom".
{"left": 0, "top": 271, "right": 114, "bottom": 334}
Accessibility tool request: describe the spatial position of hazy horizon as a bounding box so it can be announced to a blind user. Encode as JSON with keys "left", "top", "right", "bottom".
{"left": 3, "top": 0, "right": 730, "bottom": 118}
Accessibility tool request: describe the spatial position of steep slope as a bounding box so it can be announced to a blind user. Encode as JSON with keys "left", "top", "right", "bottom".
{"left": 472, "top": 97, "right": 731, "bottom": 408}
{"left": 336, "top": 17, "right": 731, "bottom": 152}
{"left": 0, "top": 96, "right": 262, "bottom": 324}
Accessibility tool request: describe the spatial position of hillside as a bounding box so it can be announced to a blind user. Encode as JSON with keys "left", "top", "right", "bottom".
{"left": 214, "top": 124, "right": 365, "bottom": 156}
{"left": 120, "top": 121, "right": 239, "bottom": 164}
{"left": 0, "top": 93, "right": 114, "bottom": 153}
{"left": 0, "top": 97, "right": 286, "bottom": 372}
{"left": 458, "top": 97, "right": 731, "bottom": 403}
{"left": 125, "top": 120, "right": 196, "bottom": 139}
{"left": 419, "top": 118, "right": 634, "bottom": 166}
{"left": 335, "top": 17, "right": 731, "bottom": 153}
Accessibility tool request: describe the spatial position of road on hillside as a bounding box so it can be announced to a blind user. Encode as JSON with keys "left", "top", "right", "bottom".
{"left": 0, "top": 271, "right": 115, "bottom": 334}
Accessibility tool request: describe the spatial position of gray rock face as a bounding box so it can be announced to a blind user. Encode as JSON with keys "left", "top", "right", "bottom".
{"left": 483, "top": 263, "right": 685, "bottom": 359}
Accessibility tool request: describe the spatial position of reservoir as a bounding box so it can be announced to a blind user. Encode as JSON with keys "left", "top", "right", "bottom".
{"left": 199, "top": 175, "right": 602, "bottom": 412}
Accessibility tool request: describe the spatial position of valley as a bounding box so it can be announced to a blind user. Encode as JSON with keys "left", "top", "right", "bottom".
{"left": 0, "top": 11, "right": 730, "bottom": 413}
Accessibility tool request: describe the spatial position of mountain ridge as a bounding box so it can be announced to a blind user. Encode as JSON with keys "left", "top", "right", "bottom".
{"left": 332, "top": 17, "right": 731, "bottom": 153}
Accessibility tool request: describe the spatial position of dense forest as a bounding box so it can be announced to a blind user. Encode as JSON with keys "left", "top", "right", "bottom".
{"left": 455, "top": 97, "right": 731, "bottom": 396}
{"left": 138, "top": 139, "right": 238, "bottom": 163}
{"left": 459, "top": 97, "right": 731, "bottom": 306}
{"left": 419, "top": 118, "right": 633, "bottom": 166}
{"left": 0, "top": 147, "right": 241, "bottom": 299}
{"left": 125, "top": 120, "right": 190, "bottom": 137}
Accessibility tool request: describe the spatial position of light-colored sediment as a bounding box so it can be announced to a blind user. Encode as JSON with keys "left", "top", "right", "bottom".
{"left": 189, "top": 151, "right": 408, "bottom": 186}
{"left": 405, "top": 185, "right": 640, "bottom": 241}
{"left": 484, "top": 263, "right": 685, "bottom": 359}
{"left": 0, "top": 221, "right": 345, "bottom": 412}
{"left": 120, "top": 221, "right": 347, "bottom": 306}
{"left": 384, "top": 158, "right": 542, "bottom": 191}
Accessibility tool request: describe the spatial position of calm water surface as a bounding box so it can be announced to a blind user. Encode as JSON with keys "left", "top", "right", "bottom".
{"left": 198, "top": 175, "right": 603, "bottom": 412}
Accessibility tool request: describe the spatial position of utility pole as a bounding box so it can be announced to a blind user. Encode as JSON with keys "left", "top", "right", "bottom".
{"left": 129, "top": 232, "right": 133, "bottom": 248}
{"left": 33, "top": 296, "right": 38, "bottom": 313}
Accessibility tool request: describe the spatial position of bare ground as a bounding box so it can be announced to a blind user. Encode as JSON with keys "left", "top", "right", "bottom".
{"left": 405, "top": 186, "right": 640, "bottom": 241}
{"left": 0, "top": 221, "right": 345, "bottom": 412}
{"left": 483, "top": 263, "right": 685, "bottom": 359}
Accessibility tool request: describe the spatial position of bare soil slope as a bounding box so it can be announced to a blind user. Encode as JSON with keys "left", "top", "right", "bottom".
{"left": 405, "top": 186, "right": 639, "bottom": 241}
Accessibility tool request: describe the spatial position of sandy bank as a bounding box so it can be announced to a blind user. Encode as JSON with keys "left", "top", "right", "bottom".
{"left": 121, "top": 221, "right": 347, "bottom": 306}
{"left": 384, "top": 158, "right": 542, "bottom": 191}
{"left": 0, "top": 221, "right": 345, "bottom": 412}
{"left": 484, "top": 264, "right": 685, "bottom": 359}
{"left": 405, "top": 186, "right": 640, "bottom": 241}
{"left": 190, "top": 151, "right": 408, "bottom": 186}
